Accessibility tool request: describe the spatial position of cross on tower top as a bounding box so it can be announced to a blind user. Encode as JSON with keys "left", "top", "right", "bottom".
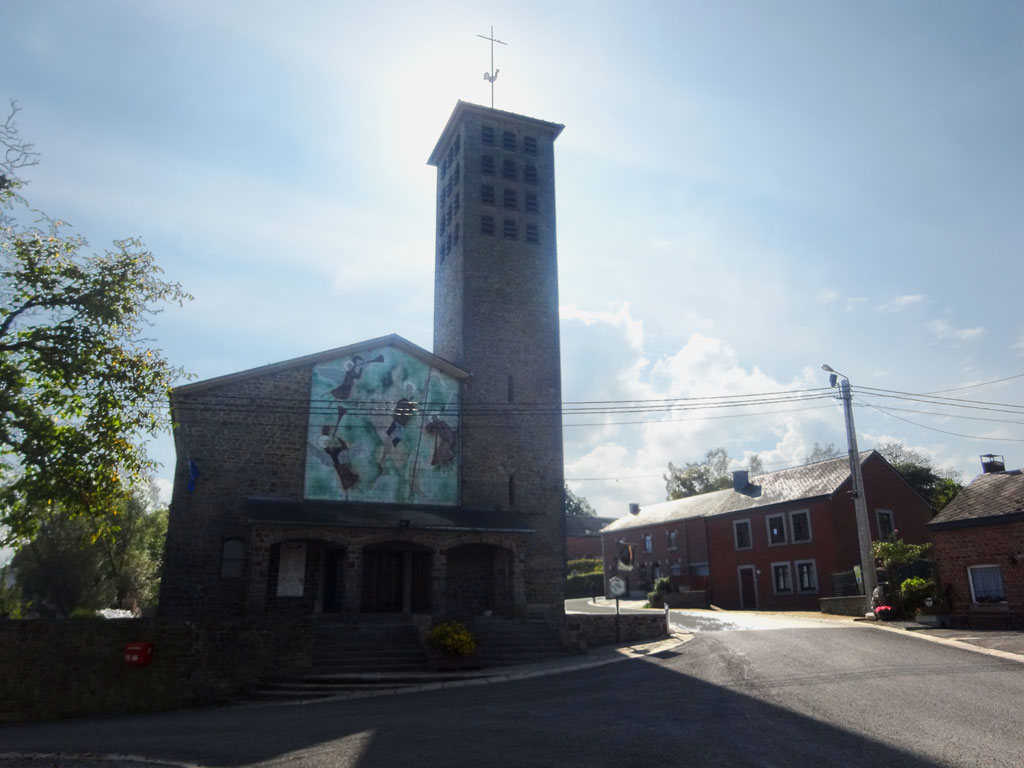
{"left": 476, "top": 26, "right": 507, "bottom": 109}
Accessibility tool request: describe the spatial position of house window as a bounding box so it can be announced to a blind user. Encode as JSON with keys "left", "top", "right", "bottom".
{"left": 503, "top": 188, "right": 517, "bottom": 209}
{"left": 481, "top": 215, "right": 495, "bottom": 236}
{"left": 481, "top": 125, "right": 495, "bottom": 146}
{"left": 523, "top": 135, "right": 537, "bottom": 154}
{"left": 796, "top": 560, "right": 818, "bottom": 593}
{"left": 668, "top": 530, "right": 677, "bottom": 550}
{"left": 670, "top": 560, "right": 681, "bottom": 576}
{"left": 502, "top": 218, "right": 517, "bottom": 240}
{"left": 639, "top": 563, "right": 648, "bottom": 583}
{"left": 766, "top": 514, "right": 787, "bottom": 545}
{"left": 968, "top": 565, "right": 1006, "bottom": 603}
{"left": 525, "top": 192, "right": 539, "bottom": 213}
{"left": 481, "top": 154, "right": 495, "bottom": 175}
{"left": 502, "top": 130, "right": 516, "bottom": 151}
{"left": 734, "top": 519, "right": 752, "bottom": 550}
{"left": 876, "top": 509, "right": 894, "bottom": 539}
{"left": 643, "top": 534, "right": 652, "bottom": 553}
{"left": 502, "top": 159, "right": 517, "bottom": 180}
{"left": 772, "top": 562, "right": 793, "bottom": 594}
{"left": 481, "top": 184, "right": 495, "bottom": 205}
{"left": 220, "top": 539, "right": 245, "bottom": 579}
{"left": 524, "top": 164, "right": 538, "bottom": 184}
{"left": 790, "top": 510, "right": 811, "bottom": 542}
{"left": 525, "top": 224, "right": 539, "bottom": 244}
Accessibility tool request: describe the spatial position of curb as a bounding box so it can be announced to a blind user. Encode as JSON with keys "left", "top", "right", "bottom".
{"left": 862, "top": 620, "right": 1024, "bottom": 664}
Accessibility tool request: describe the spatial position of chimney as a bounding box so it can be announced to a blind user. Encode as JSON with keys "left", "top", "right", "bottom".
{"left": 628, "top": 503, "right": 640, "bottom": 516}
{"left": 980, "top": 454, "right": 1006, "bottom": 474}
{"left": 732, "top": 470, "right": 748, "bottom": 492}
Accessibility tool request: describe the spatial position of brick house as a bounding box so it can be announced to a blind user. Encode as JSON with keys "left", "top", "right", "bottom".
{"left": 601, "top": 452, "right": 933, "bottom": 609}
{"left": 566, "top": 516, "right": 616, "bottom": 560}
{"left": 928, "top": 462, "right": 1024, "bottom": 627}
{"left": 159, "top": 102, "right": 568, "bottom": 624}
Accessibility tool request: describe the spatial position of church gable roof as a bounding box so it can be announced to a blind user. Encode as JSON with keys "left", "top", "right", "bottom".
{"left": 173, "top": 334, "right": 469, "bottom": 396}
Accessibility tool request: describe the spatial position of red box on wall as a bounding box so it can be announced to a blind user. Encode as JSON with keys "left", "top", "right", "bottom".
{"left": 124, "top": 642, "right": 154, "bottom": 666}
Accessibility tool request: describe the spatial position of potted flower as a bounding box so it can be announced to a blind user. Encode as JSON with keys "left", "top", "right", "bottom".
{"left": 426, "top": 620, "right": 480, "bottom": 670}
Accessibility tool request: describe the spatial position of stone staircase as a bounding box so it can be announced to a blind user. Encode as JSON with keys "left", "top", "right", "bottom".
{"left": 246, "top": 615, "right": 571, "bottom": 702}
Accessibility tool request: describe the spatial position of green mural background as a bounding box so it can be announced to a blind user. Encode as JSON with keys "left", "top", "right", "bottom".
{"left": 304, "top": 345, "right": 460, "bottom": 505}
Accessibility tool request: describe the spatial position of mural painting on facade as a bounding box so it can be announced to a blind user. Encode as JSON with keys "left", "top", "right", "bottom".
{"left": 304, "top": 345, "right": 460, "bottom": 505}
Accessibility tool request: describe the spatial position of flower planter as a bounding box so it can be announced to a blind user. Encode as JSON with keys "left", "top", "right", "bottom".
{"left": 915, "top": 613, "right": 950, "bottom": 628}
{"left": 426, "top": 648, "right": 482, "bottom": 672}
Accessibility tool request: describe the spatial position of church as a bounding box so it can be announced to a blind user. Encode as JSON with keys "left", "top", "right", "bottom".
{"left": 159, "top": 102, "right": 567, "bottom": 625}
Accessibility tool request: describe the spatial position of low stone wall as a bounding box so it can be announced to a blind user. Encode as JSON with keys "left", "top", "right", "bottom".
{"left": 819, "top": 596, "right": 867, "bottom": 616}
{"left": 663, "top": 591, "right": 709, "bottom": 609}
{"left": 563, "top": 612, "right": 667, "bottom": 650}
{"left": 0, "top": 616, "right": 314, "bottom": 722}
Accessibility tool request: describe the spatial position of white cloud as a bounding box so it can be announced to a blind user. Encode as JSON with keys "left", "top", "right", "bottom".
{"left": 560, "top": 302, "right": 645, "bottom": 350}
{"left": 844, "top": 297, "right": 868, "bottom": 311}
{"left": 878, "top": 294, "right": 924, "bottom": 312}
{"left": 926, "top": 319, "right": 986, "bottom": 342}
{"left": 816, "top": 289, "right": 840, "bottom": 305}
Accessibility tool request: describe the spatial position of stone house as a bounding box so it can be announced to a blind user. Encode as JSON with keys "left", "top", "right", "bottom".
{"left": 601, "top": 452, "right": 933, "bottom": 609}
{"left": 159, "top": 102, "right": 567, "bottom": 625}
{"left": 928, "top": 458, "right": 1024, "bottom": 627}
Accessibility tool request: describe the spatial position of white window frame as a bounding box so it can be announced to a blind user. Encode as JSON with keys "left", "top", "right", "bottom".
{"left": 643, "top": 533, "right": 653, "bottom": 553}
{"left": 789, "top": 509, "right": 812, "bottom": 543}
{"left": 733, "top": 519, "right": 752, "bottom": 550}
{"left": 766, "top": 514, "right": 787, "bottom": 546}
{"left": 668, "top": 530, "right": 678, "bottom": 550}
{"left": 876, "top": 509, "right": 895, "bottom": 539}
{"left": 795, "top": 559, "right": 818, "bottom": 594}
{"left": 968, "top": 564, "right": 1006, "bottom": 603}
{"left": 771, "top": 561, "right": 793, "bottom": 595}
{"left": 670, "top": 560, "right": 682, "bottom": 576}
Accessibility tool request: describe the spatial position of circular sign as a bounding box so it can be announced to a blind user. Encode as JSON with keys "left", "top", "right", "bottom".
{"left": 608, "top": 576, "right": 626, "bottom": 597}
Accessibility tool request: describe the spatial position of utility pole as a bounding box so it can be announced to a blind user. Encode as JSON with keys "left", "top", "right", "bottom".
{"left": 822, "top": 365, "right": 878, "bottom": 614}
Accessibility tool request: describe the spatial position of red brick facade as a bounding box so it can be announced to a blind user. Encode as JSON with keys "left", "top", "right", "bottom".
{"left": 930, "top": 520, "right": 1024, "bottom": 615}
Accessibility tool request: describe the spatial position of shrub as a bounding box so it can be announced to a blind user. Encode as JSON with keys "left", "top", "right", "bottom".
{"left": 652, "top": 577, "right": 672, "bottom": 595}
{"left": 567, "top": 558, "right": 602, "bottom": 575}
{"left": 565, "top": 572, "right": 604, "bottom": 599}
{"left": 900, "top": 577, "right": 940, "bottom": 615}
{"left": 427, "top": 621, "right": 477, "bottom": 656}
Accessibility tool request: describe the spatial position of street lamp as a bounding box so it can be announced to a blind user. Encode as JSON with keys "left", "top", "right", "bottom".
{"left": 822, "top": 364, "right": 878, "bottom": 614}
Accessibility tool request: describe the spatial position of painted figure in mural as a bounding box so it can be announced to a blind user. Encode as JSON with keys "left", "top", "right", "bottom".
{"left": 318, "top": 406, "right": 359, "bottom": 490}
{"left": 331, "top": 354, "right": 385, "bottom": 400}
{"left": 385, "top": 398, "right": 417, "bottom": 446}
{"left": 425, "top": 416, "right": 456, "bottom": 466}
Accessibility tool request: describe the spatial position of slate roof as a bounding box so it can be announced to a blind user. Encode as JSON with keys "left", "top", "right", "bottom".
{"left": 565, "top": 516, "right": 616, "bottom": 537}
{"left": 929, "top": 470, "right": 1024, "bottom": 530}
{"left": 600, "top": 452, "right": 874, "bottom": 534}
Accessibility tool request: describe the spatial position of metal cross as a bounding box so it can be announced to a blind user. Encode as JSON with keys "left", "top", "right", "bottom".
{"left": 477, "top": 26, "right": 507, "bottom": 109}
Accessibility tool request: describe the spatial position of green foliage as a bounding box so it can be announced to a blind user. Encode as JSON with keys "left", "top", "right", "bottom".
{"left": 564, "top": 484, "right": 596, "bottom": 516}
{"left": 872, "top": 536, "right": 932, "bottom": 570}
{"left": 10, "top": 484, "right": 168, "bottom": 617}
{"left": 0, "top": 564, "right": 25, "bottom": 618}
{"left": 567, "top": 557, "right": 602, "bottom": 575}
{"left": 807, "top": 442, "right": 842, "bottom": 463}
{"left": 900, "top": 577, "right": 942, "bottom": 615}
{"left": 878, "top": 441, "right": 963, "bottom": 512}
{"left": 427, "top": 621, "right": 478, "bottom": 656}
{"left": 665, "top": 448, "right": 733, "bottom": 500}
{"left": 565, "top": 572, "right": 604, "bottom": 599}
{"left": 652, "top": 576, "right": 672, "bottom": 595}
{"left": 0, "top": 104, "right": 190, "bottom": 543}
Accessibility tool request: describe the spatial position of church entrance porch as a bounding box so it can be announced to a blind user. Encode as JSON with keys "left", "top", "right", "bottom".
{"left": 361, "top": 542, "right": 432, "bottom": 614}
{"left": 444, "top": 543, "right": 514, "bottom": 618}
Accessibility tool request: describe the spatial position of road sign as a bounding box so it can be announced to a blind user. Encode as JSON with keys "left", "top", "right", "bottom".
{"left": 608, "top": 576, "right": 626, "bottom": 597}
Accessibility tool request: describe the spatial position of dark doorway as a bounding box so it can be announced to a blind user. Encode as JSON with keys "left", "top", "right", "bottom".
{"left": 739, "top": 566, "right": 758, "bottom": 610}
{"left": 362, "top": 550, "right": 404, "bottom": 613}
{"left": 322, "top": 547, "right": 345, "bottom": 613}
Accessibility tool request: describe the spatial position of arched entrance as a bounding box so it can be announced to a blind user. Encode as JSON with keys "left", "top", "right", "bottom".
{"left": 445, "top": 543, "right": 514, "bottom": 618}
{"left": 361, "top": 541, "right": 432, "bottom": 614}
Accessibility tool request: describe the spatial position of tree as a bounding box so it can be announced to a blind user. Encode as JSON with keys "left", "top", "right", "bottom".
{"left": 747, "top": 454, "right": 764, "bottom": 476}
{"left": 10, "top": 485, "right": 167, "bottom": 617}
{"left": 807, "top": 442, "right": 842, "bottom": 463}
{"left": 877, "top": 441, "right": 962, "bottom": 512}
{"left": 665, "top": 447, "right": 732, "bottom": 500}
{"left": 872, "top": 536, "right": 932, "bottom": 614}
{"left": 0, "top": 102, "right": 190, "bottom": 544}
{"left": 565, "top": 484, "right": 596, "bottom": 516}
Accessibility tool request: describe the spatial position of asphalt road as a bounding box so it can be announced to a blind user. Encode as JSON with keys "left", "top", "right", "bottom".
{"left": 3, "top": 610, "right": 1022, "bottom": 767}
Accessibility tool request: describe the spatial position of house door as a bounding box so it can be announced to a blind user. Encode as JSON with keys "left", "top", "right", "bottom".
{"left": 361, "top": 550, "right": 404, "bottom": 613}
{"left": 738, "top": 566, "right": 758, "bottom": 610}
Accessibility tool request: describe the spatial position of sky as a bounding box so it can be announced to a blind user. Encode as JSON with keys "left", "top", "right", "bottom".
{"left": 5, "top": 0, "right": 1024, "bottom": 522}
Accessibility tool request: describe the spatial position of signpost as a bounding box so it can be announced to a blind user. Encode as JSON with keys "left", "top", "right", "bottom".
{"left": 609, "top": 576, "right": 626, "bottom": 642}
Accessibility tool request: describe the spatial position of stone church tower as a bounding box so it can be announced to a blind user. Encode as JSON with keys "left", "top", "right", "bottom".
{"left": 428, "top": 102, "right": 567, "bottom": 614}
